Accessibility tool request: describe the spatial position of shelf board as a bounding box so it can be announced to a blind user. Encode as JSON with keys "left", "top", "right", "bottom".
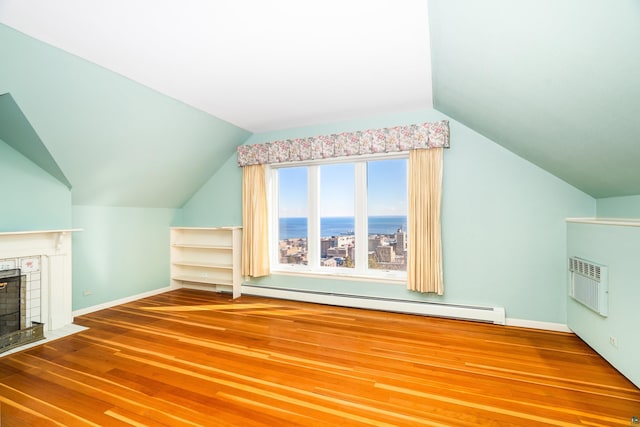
{"left": 171, "top": 226, "right": 241, "bottom": 231}
{"left": 172, "top": 244, "right": 232, "bottom": 250}
{"left": 172, "top": 275, "right": 233, "bottom": 286}
{"left": 173, "top": 262, "right": 232, "bottom": 269}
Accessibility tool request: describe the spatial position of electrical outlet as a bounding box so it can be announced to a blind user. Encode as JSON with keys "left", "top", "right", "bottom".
{"left": 83, "top": 290, "right": 93, "bottom": 296}
{"left": 609, "top": 336, "right": 618, "bottom": 348}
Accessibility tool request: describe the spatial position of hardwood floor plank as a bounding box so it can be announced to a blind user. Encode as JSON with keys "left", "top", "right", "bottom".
{"left": 0, "top": 400, "right": 63, "bottom": 427}
{"left": 1, "top": 289, "right": 638, "bottom": 425}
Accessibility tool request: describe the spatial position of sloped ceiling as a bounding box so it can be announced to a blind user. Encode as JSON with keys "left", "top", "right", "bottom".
{"left": 0, "top": 0, "right": 432, "bottom": 133}
{"left": 0, "top": 93, "right": 71, "bottom": 188}
{"left": 1, "top": 1, "right": 639, "bottom": 202}
{"left": 0, "top": 0, "right": 432, "bottom": 208}
{"left": 0, "top": 24, "right": 250, "bottom": 208}
{"left": 429, "top": 0, "right": 640, "bottom": 198}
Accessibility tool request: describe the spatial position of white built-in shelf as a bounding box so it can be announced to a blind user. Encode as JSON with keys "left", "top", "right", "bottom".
{"left": 170, "top": 227, "right": 242, "bottom": 298}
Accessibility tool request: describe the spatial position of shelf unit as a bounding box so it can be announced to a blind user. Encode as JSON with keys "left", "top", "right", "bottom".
{"left": 170, "top": 227, "right": 242, "bottom": 298}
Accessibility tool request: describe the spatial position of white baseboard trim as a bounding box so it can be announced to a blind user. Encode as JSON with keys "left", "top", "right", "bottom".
{"left": 72, "top": 285, "right": 173, "bottom": 318}
{"left": 506, "top": 318, "right": 571, "bottom": 333}
{"left": 242, "top": 285, "right": 506, "bottom": 325}
{"left": 71, "top": 285, "right": 571, "bottom": 333}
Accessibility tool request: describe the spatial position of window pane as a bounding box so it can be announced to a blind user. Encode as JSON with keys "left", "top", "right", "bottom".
{"left": 278, "top": 167, "right": 308, "bottom": 265}
{"left": 367, "top": 159, "right": 408, "bottom": 271}
{"left": 319, "top": 163, "right": 355, "bottom": 268}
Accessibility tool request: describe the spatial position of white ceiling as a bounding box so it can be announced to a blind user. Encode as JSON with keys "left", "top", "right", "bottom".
{"left": 4, "top": 0, "right": 640, "bottom": 200}
{"left": 0, "top": 0, "right": 433, "bottom": 133}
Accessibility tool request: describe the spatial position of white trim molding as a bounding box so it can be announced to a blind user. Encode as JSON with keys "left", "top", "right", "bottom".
{"left": 566, "top": 217, "right": 640, "bottom": 227}
{"left": 505, "top": 318, "right": 572, "bottom": 333}
{"left": 72, "top": 285, "right": 172, "bottom": 318}
{"left": 242, "top": 285, "right": 506, "bottom": 325}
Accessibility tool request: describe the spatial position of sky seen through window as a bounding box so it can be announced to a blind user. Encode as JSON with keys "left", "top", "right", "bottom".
{"left": 278, "top": 159, "right": 407, "bottom": 218}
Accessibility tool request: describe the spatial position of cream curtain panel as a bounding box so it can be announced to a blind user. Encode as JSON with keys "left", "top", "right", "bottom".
{"left": 408, "top": 148, "right": 444, "bottom": 295}
{"left": 241, "top": 164, "right": 270, "bottom": 278}
{"left": 237, "top": 120, "right": 449, "bottom": 287}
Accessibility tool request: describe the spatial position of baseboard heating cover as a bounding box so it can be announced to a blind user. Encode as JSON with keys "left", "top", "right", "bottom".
{"left": 241, "top": 285, "right": 506, "bottom": 325}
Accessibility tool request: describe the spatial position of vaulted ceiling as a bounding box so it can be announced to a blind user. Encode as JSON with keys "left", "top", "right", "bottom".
{"left": 0, "top": 0, "right": 432, "bottom": 132}
{"left": 429, "top": 0, "right": 640, "bottom": 198}
{"left": 1, "top": 0, "right": 639, "bottom": 206}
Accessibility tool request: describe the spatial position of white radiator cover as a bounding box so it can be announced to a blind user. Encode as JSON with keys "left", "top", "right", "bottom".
{"left": 242, "top": 285, "right": 506, "bottom": 325}
{"left": 568, "top": 257, "right": 608, "bottom": 317}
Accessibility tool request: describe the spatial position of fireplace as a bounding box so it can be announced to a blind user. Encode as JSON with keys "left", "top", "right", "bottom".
{"left": 0, "top": 229, "right": 76, "bottom": 355}
{"left": 0, "top": 268, "right": 44, "bottom": 353}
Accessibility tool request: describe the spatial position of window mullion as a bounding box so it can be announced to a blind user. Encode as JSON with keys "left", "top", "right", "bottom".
{"left": 307, "top": 165, "right": 320, "bottom": 270}
{"left": 354, "top": 162, "right": 367, "bottom": 274}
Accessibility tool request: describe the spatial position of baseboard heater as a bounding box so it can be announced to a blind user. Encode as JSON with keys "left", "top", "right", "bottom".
{"left": 241, "top": 285, "right": 506, "bottom": 325}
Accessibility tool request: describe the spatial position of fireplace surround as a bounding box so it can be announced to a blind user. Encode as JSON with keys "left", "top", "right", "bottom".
{"left": 0, "top": 229, "right": 78, "bottom": 354}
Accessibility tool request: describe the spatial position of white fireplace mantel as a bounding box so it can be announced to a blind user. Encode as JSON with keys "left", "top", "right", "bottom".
{"left": 0, "top": 229, "right": 81, "bottom": 331}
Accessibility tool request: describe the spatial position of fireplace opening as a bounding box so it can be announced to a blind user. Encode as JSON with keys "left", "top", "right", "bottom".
{"left": 0, "top": 269, "right": 21, "bottom": 336}
{"left": 0, "top": 268, "right": 44, "bottom": 354}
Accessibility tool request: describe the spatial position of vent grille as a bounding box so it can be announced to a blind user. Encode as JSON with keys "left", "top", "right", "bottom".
{"left": 568, "top": 257, "right": 601, "bottom": 281}
{"left": 568, "top": 257, "right": 608, "bottom": 317}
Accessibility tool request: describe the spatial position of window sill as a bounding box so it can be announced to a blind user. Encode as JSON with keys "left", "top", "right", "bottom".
{"left": 267, "top": 268, "right": 407, "bottom": 285}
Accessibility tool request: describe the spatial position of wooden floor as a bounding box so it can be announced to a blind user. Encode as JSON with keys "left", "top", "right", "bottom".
{"left": 0, "top": 289, "right": 638, "bottom": 426}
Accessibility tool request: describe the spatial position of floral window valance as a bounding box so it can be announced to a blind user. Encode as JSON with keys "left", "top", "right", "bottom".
{"left": 237, "top": 120, "right": 449, "bottom": 167}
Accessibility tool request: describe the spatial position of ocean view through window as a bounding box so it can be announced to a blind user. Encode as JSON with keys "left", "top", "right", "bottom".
{"left": 273, "top": 156, "right": 408, "bottom": 279}
{"left": 279, "top": 216, "right": 408, "bottom": 240}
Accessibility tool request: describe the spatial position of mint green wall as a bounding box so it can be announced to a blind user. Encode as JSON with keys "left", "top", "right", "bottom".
{"left": 72, "top": 206, "right": 180, "bottom": 311}
{"left": 183, "top": 109, "right": 595, "bottom": 323}
{"left": 1, "top": 23, "right": 249, "bottom": 313}
{"left": 0, "top": 24, "right": 250, "bottom": 208}
{"left": 567, "top": 222, "right": 640, "bottom": 388}
{"left": 181, "top": 155, "right": 243, "bottom": 227}
{"left": 596, "top": 195, "right": 640, "bottom": 218}
{"left": 0, "top": 139, "right": 71, "bottom": 231}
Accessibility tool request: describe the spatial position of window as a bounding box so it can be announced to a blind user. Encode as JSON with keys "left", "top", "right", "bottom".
{"left": 271, "top": 155, "right": 408, "bottom": 280}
